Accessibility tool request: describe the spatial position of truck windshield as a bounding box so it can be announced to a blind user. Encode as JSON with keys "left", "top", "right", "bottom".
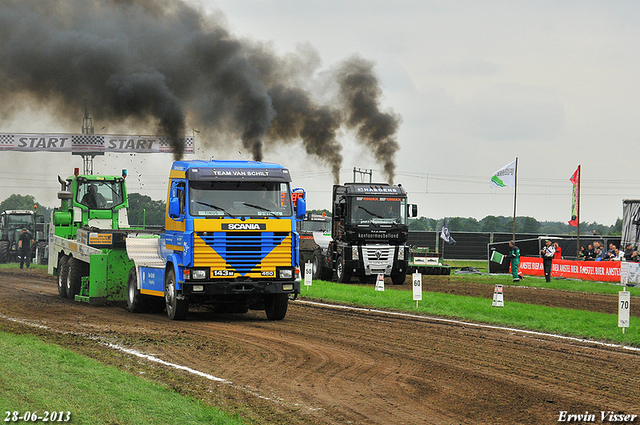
{"left": 6, "top": 214, "right": 33, "bottom": 228}
{"left": 189, "top": 181, "right": 293, "bottom": 217}
{"left": 300, "top": 220, "right": 331, "bottom": 233}
{"left": 77, "top": 180, "right": 124, "bottom": 210}
{"left": 349, "top": 197, "right": 407, "bottom": 225}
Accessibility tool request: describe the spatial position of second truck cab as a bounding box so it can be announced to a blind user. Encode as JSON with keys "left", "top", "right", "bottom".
{"left": 327, "top": 183, "right": 417, "bottom": 285}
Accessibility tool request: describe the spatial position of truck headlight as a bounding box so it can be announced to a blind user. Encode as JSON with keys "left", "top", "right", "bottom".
{"left": 191, "top": 269, "right": 208, "bottom": 280}
{"left": 398, "top": 247, "right": 405, "bottom": 260}
{"left": 282, "top": 283, "right": 294, "bottom": 291}
{"left": 279, "top": 269, "right": 293, "bottom": 279}
{"left": 352, "top": 246, "right": 359, "bottom": 260}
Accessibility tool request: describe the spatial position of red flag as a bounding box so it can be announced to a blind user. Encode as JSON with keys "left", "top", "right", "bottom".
{"left": 568, "top": 166, "right": 580, "bottom": 227}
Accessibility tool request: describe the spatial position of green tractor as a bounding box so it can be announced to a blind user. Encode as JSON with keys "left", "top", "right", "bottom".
{"left": 0, "top": 209, "right": 47, "bottom": 264}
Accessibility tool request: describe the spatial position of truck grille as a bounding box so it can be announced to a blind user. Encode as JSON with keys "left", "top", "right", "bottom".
{"left": 195, "top": 231, "right": 291, "bottom": 275}
{"left": 361, "top": 245, "right": 395, "bottom": 276}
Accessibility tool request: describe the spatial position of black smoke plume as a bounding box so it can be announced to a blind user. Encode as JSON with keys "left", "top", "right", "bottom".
{"left": 337, "top": 56, "right": 402, "bottom": 183}
{"left": 0, "top": 0, "right": 399, "bottom": 180}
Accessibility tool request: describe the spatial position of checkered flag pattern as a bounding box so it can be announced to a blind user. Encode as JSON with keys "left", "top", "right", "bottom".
{"left": 158, "top": 136, "right": 193, "bottom": 153}
{"left": 0, "top": 134, "right": 14, "bottom": 146}
{"left": 72, "top": 134, "right": 105, "bottom": 148}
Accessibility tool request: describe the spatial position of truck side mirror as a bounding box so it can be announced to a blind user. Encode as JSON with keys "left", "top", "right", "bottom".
{"left": 296, "top": 197, "right": 307, "bottom": 219}
{"left": 168, "top": 198, "right": 181, "bottom": 219}
{"left": 408, "top": 204, "right": 418, "bottom": 218}
{"left": 334, "top": 203, "right": 343, "bottom": 218}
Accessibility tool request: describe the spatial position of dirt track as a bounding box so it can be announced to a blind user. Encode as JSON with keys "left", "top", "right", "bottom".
{"left": 1, "top": 269, "right": 639, "bottom": 424}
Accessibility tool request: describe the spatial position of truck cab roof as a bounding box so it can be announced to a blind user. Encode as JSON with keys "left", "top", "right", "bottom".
{"left": 172, "top": 160, "right": 292, "bottom": 182}
{"left": 336, "top": 183, "right": 407, "bottom": 196}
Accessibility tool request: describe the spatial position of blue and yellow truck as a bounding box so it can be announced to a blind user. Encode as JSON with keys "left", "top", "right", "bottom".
{"left": 49, "top": 160, "right": 305, "bottom": 321}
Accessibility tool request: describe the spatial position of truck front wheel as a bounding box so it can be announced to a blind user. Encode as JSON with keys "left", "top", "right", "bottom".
{"left": 165, "top": 269, "right": 188, "bottom": 320}
{"left": 336, "top": 256, "right": 351, "bottom": 283}
{"left": 57, "top": 255, "right": 69, "bottom": 298}
{"left": 265, "top": 293, "right": 288, "bottom": 320}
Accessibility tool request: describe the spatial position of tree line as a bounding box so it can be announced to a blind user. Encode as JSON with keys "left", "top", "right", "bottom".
{"left": 0, "top": 193, "right": 166, "bottom": 226}
{"left": 407, "top": 215, "right": 622, "bottom": 236}
{"left": 0, "top": 197, "right": 623, "bottom": 234}
{"left": 305, "top": 209, "right": 622, "bottom": 236}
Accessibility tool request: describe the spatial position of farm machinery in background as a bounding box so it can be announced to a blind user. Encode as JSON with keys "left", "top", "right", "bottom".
{"left": 300, "top": 183, "right": 418, "bottom": 285}
{"left": 407, "top": 246, "right": 451, "bottom": 275}
{"left": 48, "top": 160, "right": 305, "bottom": 320}
{"left": 0, "top": 209, "right": 48, "bottom": 265}
{"left": 297, "top": 213, "right": 333, "bottom": 280}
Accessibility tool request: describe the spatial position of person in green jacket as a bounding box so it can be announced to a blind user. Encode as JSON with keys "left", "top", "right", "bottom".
{"left": 507, "top": 240, "right": 521, "bottom": 282}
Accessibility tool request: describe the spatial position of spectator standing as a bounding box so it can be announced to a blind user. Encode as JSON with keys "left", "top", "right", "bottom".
{"left": 18, "top": 228, "right": 33, "bottom": 269}
{"left": 507, "top": 241, "right": 521, "bottom": 282}
{"left": 541, "top": 240, "right": 555, "bottom": 283}
{"left": 631, "top": 251, "right": 640, "bottom": 262}
{"left": 553, "top": 243, "right": 562, "bottom": 260}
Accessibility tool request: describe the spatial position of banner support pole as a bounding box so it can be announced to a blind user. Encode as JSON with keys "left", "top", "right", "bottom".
{"left": 512, "top": 157, "right": 518, "bottom": 241}
{"left": 577, "top": 165, "right": 581, "bottom": 258}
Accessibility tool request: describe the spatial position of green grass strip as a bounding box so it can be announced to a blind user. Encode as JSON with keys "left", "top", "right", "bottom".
{"left": 0, "top": 332, "right": 244, "bottom": 425}
{"left": 300, "top": 280, "right": 640, "bottom": 346}
{"left": 445, "top": 272, "right": 640, "bottom": 296}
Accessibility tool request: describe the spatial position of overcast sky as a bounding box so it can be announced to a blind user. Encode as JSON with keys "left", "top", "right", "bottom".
{"left": 2, "top": 0, "right": 639, "bottom": 226}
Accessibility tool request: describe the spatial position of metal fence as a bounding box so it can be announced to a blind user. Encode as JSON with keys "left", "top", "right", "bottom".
{"left": 407, "top": 231, "right": 622, "bottom": 264}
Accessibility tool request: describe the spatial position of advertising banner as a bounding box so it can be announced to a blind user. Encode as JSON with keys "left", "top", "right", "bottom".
{"left": 0, "top": 133, "right": 194, "bottom": 154}
{"left": 519, "top": 257, "right": 621, "bottom": 282}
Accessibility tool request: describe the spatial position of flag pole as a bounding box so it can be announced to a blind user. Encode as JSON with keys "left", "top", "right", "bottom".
{"left": 577, "top": 165, "right": 581, "bottom": 257}
{"left": 512, "top": 157, "right": 518, "bottom": 241}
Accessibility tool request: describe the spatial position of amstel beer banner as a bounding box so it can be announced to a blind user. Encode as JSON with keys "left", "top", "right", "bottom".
{"left": 519, "top": 257, "right": 621, "bottom": 282}
{"left": 0, "top": 133, "right": 194, "bottom": 154}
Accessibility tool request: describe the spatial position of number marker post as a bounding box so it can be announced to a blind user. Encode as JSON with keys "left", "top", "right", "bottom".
{"left": 492, "top": 284, "right": 504, "bottom": 307}
{"left": 619, "top": 288, "right": 631, "bottom": 334}
{"left": 375, "top": 274, "right": 385, "bottom": 291}
{"left": 304, "top": 262, "right": 313, "bottom": 290}
{"left": 412, "top": 272, "right": 422, "bottom": 308}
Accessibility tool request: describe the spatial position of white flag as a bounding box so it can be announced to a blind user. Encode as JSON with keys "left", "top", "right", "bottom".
{"left": 490, "top": 160, "right": 517, "bottom": 188}
{"left": 440, "top": 225, "right": 456, "bottom": 245}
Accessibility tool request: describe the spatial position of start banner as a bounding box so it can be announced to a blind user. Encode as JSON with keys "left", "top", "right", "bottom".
{"left": 0, "top": 133, "right": 194, "bottom": 154}
{"left": 519, "top": 257, "right": 621, "bottom": 282}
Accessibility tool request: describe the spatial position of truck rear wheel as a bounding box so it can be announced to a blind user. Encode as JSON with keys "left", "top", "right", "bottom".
{"left": 66, "top": 257, "right": 87, "bottom": 298}
{"left": 265, "top": 293, "right": 288, "bottom": 320}
{"left": 35, "top": 242, "right": 47, "bottom": 265}
{"left": 336, "top": 256, "right": 351, "bottom": 283}
{"left": 391, "top": 271, "right": 407, "bottom": 285}
{"left": 57, "top": 255, "right": 69, "bottom": 298}
{"left": 127, "top": 267, "right": 148, "bottom": 313}
{"left": 165, "top": 268, "right": 188, "bottom": 320}
{"left": 0, "top": 241, "right": 9, "bottom": 264}
{"left": 312, "top": 250, "right": 332, "bottom": 281}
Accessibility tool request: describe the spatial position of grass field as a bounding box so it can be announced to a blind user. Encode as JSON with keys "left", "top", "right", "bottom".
{"left": 298, "top": 259, "right": 640, "bottom": 346}
{"left": 1, "top": 260, "right": 638, "bottom": 423}
{"left": 0, "top": 331, "right": 244, "bottom": 425}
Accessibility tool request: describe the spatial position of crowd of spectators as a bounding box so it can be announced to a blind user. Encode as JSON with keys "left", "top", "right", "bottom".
{"left": 582, "top": 242, "right": 639, "bottom": 262}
